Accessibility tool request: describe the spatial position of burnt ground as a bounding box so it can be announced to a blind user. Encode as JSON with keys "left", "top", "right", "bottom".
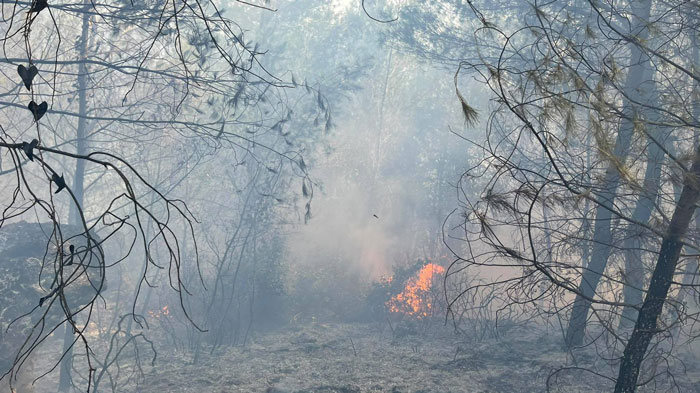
{"left": 30, "top": 321, "right": 700, "bottom": 392}
{"left": 137, "top": 322, "right": 603, "bottom": 393}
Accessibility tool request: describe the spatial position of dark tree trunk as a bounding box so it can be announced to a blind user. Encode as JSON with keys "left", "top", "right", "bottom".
{"left": 614, "top": 145, "right": 700, "bottom": 392}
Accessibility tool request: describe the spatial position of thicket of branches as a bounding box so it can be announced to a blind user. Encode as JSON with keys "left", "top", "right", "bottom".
{"left": 434, "top": 0, "right": 700, "bottom": 391}
{"left": 0, "top": 0, "right": 327, "bottom": 390}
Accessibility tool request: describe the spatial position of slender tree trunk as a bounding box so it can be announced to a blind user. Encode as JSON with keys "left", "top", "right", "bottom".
{"left": 614, "top": 145, "right": 700, "bottom": 392}
{"left": 58, "top": 4, "right": 90, "bottom": 391}
{"left": 374, "top": 46, "right": 392, "bottom": 181}
{"left": 581, "top": 132, "right": 593, "bottom": 270}
{"left": 618, "top": 133, "right": 664, "bottom": 330}
{"left": 565, "top": 0, "right": 654, "bottom": 348}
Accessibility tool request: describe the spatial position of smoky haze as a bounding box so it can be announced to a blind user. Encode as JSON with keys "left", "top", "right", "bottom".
{"left": 0, "top": 0, "right": 699, "bottom": 392}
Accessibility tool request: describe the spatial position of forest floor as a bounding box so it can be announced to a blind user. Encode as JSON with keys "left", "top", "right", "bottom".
{"left": 31, "top": 321, "right": 700, "bottom": 392}
{"left": 137, "top": 321, "right": 609, "bottom": 393}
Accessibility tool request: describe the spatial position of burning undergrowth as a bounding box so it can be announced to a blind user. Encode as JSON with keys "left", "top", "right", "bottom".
{"left": 386, "top": 263, "right": 445, "bottom": 318}
{"left": 364, "top": 260, "right": 447, "bottom": 328}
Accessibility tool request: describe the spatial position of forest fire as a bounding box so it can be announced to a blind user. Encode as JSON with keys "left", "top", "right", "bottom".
{"left": 148, "top": 305, "right": 170, "bottom": 319}
{"left": 387, "top": 263, "right": 445, "bottom": 317}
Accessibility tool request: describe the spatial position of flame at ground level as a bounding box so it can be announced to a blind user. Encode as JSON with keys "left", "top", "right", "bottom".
{"left": 387, "top": 263, "right": 445, "bottom": 317}
{"left": 148, "top": 305, "right": 170, "bottom": 319}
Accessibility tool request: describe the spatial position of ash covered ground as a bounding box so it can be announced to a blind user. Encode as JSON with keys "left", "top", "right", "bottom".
{"left": 26, "top": 320, "right": 700, "bottom": 392}
{"left": 111, "top": 322, "right": 598, "bottom": 393}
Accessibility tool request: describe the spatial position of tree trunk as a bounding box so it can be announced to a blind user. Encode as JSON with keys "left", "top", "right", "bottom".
{"left": 618, "top": 131, "right": 664, "bottom": 330}
{"left": 565, "top": 0, "right": 654, "bottom": 348}
{"left": 614, "top": 145, "right": 700, "bottom": 392}
{"left": 58, "top": 3, "right": 90, "bottom": 391}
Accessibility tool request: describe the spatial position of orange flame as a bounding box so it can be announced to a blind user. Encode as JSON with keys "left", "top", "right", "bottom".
{"left": 148, "top": 305, "right": 170, "bottom": 319}
{"left": 387, "top": 263, "right": 445, "bottom": 317}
